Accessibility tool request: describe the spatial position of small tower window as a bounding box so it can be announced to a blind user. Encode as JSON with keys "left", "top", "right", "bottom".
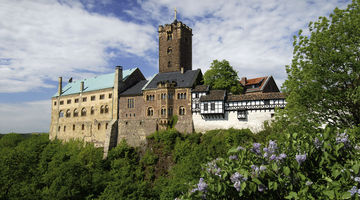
{"left": 82, "top": 124, "right": 84, "bottom": 130}
{"left": 91, "top": 106, "right": 95, "bottom": 115}
{"left": 105, "top": 105, "right": 109, "bottom": 113}
{"left": 73, "top": 124, "right": 75, "bottom": 131}
{"left": 167, "top": 32, "right": 172, "bottom": 40}
{"left": 168, "top": 61, "right": 171, "bottom": 68}
{"left": 167, "top": 47, "right": 172, "bottom": 54}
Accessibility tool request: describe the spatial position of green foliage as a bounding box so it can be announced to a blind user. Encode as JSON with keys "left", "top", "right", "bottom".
{"left": 179, "top": 127, "right": 360, "bottom": 199}
{"left": 203, "top": 59, "right": 243, "bottom": 94}
{"left": 282, "top": 0, "right": 360, "bottom": 128}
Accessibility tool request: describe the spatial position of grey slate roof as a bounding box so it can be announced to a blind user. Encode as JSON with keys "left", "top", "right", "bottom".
{"left": 200, "top": 90, "right": 226, "bottom": 101}
{"left": 227, "top": 92, "right": 286, "bottom": 101}
{"left": 192, "top": 85, "right": 209, "bottom": 92}
{"left": 144, "top": 69, "right": 201, "bottom": 90}
{"left": 120, "top": 80, "right": 148, "bottom": 96}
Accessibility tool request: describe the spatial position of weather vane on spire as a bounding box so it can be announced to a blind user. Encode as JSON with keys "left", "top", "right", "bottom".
{"left": 174, "top": 7, "right": 177, "bottom": 20}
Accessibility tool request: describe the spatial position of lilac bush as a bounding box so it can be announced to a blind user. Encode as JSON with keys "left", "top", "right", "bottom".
{"left": 179, "top": 127, "right": 360, "bottom": 199}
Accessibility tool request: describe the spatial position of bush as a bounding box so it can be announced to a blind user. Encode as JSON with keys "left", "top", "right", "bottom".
{"left": 179, "top": 127, "right": 360, "bottom": 199}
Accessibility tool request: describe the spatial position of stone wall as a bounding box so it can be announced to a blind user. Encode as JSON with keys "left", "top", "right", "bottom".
{"left": 49, "top": 88, "right": 115, "bottom": 147}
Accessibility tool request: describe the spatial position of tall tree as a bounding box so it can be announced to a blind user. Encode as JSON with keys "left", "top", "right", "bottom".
{"left": 203, "top": 59, "right": 243, "bottom": 94}
{"left": 282, "top": 0, "right": 360, "bottom": 128}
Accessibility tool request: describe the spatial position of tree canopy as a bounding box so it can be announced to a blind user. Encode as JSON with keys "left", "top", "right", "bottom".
{"left": 282, "top": 0, "right": 360, "bottom": 128}
{"left": 203, "top": 59, "right": 243, "bottom": 94}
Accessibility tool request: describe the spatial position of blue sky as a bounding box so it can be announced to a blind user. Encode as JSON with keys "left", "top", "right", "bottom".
{"left": 0, "top": 0, "right": 351, "bottom": 133}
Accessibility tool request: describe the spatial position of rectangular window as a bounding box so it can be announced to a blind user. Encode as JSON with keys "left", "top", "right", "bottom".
{"left": 54, "top": 101, "right": 57, "bottom": 106}
{"left": 100, "top": 94, "right": 105, "bottom": 100}
{"left": 67, "top": 99, "right": 71, "bottom": 104}
{"left": 204, "top": 103, "right": 208, "bottom": 111}
{"left": 82, "top": 97, "right": 87, "bottom": 102}
{"left": 195, "top": 93, "right": 199, "bottom": 98}
{"left": 75, "top": 98, "right": 79, "bottom": 103}
{"left": 211, "top": 103, "right": 215, "bottom": 110}
{"left": 109, "top": 93, "right": 112, "bottom": 98}
{"left": 60, "top": 100, "right": 64, "bottom": 105}
{"left": 127, "top": 98, "right": 134, "bottom": 108}
{"left": 91, "top": 96, "right": 95, "bottom": 101}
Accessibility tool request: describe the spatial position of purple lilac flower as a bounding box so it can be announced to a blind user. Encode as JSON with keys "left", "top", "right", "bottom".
{"left": 355, "top": 145, "right": 360, "bottom": 151}
{"left": 277, "top": 153, "right": 287, "bottom": 161}
{"left": 251, "top": 143, "right": 261, "bottom": 155}
{"left": 313, "top": 138, "right": 323, "bottom": 149}
{"left": 349, "top": 186, "right": 358, "bottom": 196}
{"left": 206, "top": 160, "right": 222, "bottom": 178}
{"left": 197, "top": 178, "right": 208, "bottom": 192}
{"left": 236, "top": 146, "right": 245, "bottom": 151}
{"left": 336, "top": 132, "right": 350, "bottom": 147}
{"left": 355, "top": 177, "right": 360, "bottom": 183}
{"left": 258, "top": 184, "right": 267, "bottom": 192}
{"left": 260, "top": 165, "right": 267, "bottom": 171}
{"left": 268, "top": 140, "right": 278, "bottom": 153}
{"left": 234, "top": 181, "right": 241, "bottom": 191}
{"left": 295, "top": 154, "right": 307, "bottom": 165}
{"left": 269, "top": 154, "right": 277, "bottom": 161}
{"left": 230, "top": 172, "right": 242, "bottom": 183}
{"left": 229, "top": 155, "right": 238, "bottom": 160}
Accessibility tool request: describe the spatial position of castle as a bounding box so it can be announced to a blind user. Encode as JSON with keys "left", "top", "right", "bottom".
{"left": 49, "top": 18, "right": 286, "bottom": 156}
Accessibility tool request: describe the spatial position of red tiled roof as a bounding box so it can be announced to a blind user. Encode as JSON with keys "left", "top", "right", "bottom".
{"left": 245, "top": 77, "right": 267, "bottom": 85}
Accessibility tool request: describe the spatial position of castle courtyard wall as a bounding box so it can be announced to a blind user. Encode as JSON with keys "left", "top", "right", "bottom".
{"left": 192, "top": 109, "right": 275, "bottom": 133}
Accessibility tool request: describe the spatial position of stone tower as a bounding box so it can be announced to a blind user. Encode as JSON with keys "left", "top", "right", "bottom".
{"left": 158, "top": 19, "right": 192, "bottom": 73}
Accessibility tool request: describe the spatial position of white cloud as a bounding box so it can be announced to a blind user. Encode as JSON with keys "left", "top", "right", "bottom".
{"left": 135, "top": 0, "right": 350, "bottom": 87}
{"left": 0, "top": 100, "right": 51, "bottom": 133}
{"left": 0, "top": 0, "right": 156, "bottom": 93}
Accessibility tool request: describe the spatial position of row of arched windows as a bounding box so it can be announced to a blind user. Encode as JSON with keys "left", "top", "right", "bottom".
{"left": 178, "top": 93, "right": 186, "bottom": 99}
{"left": 147, "top": 106, "right": 185, "bottom": 116}
{"left": 59, "top": 105, "right": 109, "bottom": 118}
{"left": 58, "top": 122, "right": 109, "bottom": 132}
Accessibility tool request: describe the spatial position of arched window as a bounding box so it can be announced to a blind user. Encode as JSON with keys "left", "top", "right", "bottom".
{"left": 98, "top": 123, "right": 101, "bottom": 130}
{"left": 81, "top": 107, "right": 86, "bottom": 116}
{"left": 73, "top": 109, "right": 78, "bottom": 117}
{"left": 105, "top": 123, "right": 108, "bottom": 129}
{"left": 105, "top": 105, "right": 109, "bottom": 113}
{"left": 100, "top": 105, "right": 104, "bottom": 114}
{"left": 63, "top": 126, "right": 66, "bottom": 132}
{"left": 168, "top": 61, "right": 171, "bottom": 68}
{"left": 161, "top": 107, "right": 166, "bottom": 116}
{"left": 58, "top": 126, "right": 60, "bottom": 131}
{"left": 66, "top": 109, "right": 71, "bottom": 118}
{"left": 147, "top": 107, "right": 154, "bottom": 116}
{"left": 91, "top": 106, "right": 95, "bottom": 115}
{"left": 168, "top": 107, "right": 173, "bottom": 116}
{"left": 73, "top": 124, "right": 75, "bottom": 131}
{"left": 179, "top": 106, "right": 185, "bottom": 115}
{"left": 59, "top": 110, "right": 64, "bottom": 118}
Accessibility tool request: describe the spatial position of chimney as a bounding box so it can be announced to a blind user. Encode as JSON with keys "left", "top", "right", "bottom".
{"left": 80, "top": 81, "right": 84, "bottom": 92}
{"left": 116, "top": 66, "right": 123, "bottom": 82}
{"left": 241, "top": 77, "right": 247, "bottom": 85}
{"left": 180, "top": 67, "right": 184, "bottom": 74}
{"left": 58, "top": 77, "right": 62, "bottom": 96}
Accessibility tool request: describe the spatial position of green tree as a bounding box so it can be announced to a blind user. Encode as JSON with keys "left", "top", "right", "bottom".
{"left": 282, "top": 0, "right": 360, "bottom": 128}
{"left": 204, "top": 60, "right": 243, "bottom": 94}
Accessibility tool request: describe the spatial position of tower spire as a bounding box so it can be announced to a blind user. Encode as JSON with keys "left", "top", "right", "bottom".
{"left": 174, "top": 7, "right": 177, "bottom": 20}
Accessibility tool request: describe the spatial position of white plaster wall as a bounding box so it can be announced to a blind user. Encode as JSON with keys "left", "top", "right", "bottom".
{"left": 193, "top": 109, "right": 274, "bottom": 133}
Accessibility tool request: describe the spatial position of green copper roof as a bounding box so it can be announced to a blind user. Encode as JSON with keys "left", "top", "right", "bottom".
{"left": 53, "top": 68, "right": 137, "bottom": 97}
